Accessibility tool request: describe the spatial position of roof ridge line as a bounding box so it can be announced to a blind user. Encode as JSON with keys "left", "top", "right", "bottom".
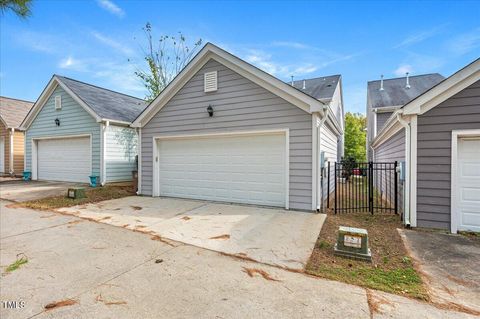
{"left": 0, "top": 96, "right": 35, "bottom": 104}
{"left": 54, "top": 75, "right": 146, "bottom": 102}
{"left": 368, "top": 73, "right": 443, "bottom": 83}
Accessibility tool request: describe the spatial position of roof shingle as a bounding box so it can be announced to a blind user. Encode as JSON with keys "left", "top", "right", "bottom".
{"left": 289, "top": 75, "right": 340, "bottom": 101}
{"left": 0, "top": 96, "right": 34, "bottom": 128}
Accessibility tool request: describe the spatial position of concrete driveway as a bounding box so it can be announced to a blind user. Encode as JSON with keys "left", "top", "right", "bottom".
{"left": 0, "top": 180, "right": 86, "bottom": 202}
{"left": 1, "top": 201, "right": 474, "bottom": 319}
{"left": 400, "top": 229, "right": 480, "bottom": 313}
{"left": 58, "top": 196, "right": 325, "bottom": 270}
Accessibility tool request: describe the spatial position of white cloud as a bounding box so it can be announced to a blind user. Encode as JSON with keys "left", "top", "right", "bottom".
{"left": 91, "top": 31, "right": 133, "bottom": 56}
{"left": 394, "top": 26, "right": 444, "bottom": 48}
{"left": 448, "top": 28, "right": 480, "bottom": 55}
{"left": 271, "top": 41, "right": 310, "bottom": 49}
{"left": 15, "top": 31, "right": 61, "bottom": 54}
{"left": 58, "top": 56, "right": 88, "bottom": 71}
{"left": 93, "top": 62, "right": 145, "bottom": 94}
{"left": 96, "top": 0, "right": 125, "bottom": 17}
{"left": 394, "top": 64, "right": 413, "bottom": 77}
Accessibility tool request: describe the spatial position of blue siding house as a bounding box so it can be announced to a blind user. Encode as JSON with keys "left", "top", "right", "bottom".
{"left": 21, "top": 75, "right": 147, "bottom": 184}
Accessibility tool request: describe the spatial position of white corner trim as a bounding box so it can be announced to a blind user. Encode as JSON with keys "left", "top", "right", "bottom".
{"left": 9, "top": 128, "right": 14, "bottom": 174}
{"left": 410, "top": 115, "right": 418, "bottom": 227}
{"left": 450, "top": 129, "right": 480, "bottom": 233}
{"left": 137, "top": 128, "right": 142, "bottom": 194}
{"left": 100, "top": 121, "right": 109, "bottom": 185}
{"left": 373, "top": 112, "right": 377, "bottom": 137}
{"left": 312, "top": 115, "right": 318, "bottom": 211}
{"left": 396, "top": 114, "right": 411, "bottom": 226}
{"left": 151, "top": 129, "right": 290, "bottom": 209}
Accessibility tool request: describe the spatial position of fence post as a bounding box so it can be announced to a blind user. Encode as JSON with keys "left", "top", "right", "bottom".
{"left": 394, "top": 161, "right": 398, "bottom": 215}
{"left": 369, "top": 162, "right": 374, "bottom": 214}
{"left": 327, "top": 161, "right": 330, "bottom": 208}
{"left": 334, "top": 162, "right": 337, "bottom": 214}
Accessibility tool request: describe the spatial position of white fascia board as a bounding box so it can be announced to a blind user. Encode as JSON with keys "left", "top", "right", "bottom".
{"left": 403, "top": 59, "right": 480, "bottom": 116}
{"left": 21, "top": 76, "right": 102, "bottom": 130}
{"left": 132, "top": 43, "right": 324, "bottom": 127}
{"left": 370, "top": 110, "right": 407, "bottom": 148}
{"left": 102, "top": 118, "right": 132, "bottom": 126}
{"left": 373, "top": 105, "right": 402, "bottom": 113}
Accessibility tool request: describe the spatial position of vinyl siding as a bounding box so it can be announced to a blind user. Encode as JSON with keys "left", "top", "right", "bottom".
{"left": 25, "top": 85, "right": 101, "bottom": 178}
{"left": 0, "top": 123, "right": 25, "bottom": 175}
{"left": 321, "top": 121, "right": 338, "bottom": 202}
{"left": 373, "top": 128, "right": 405, "bottom": 213}
{"left": 376, "top": 112, "right": 392, "bottom": 134}
{"left": 416, "top": 79, "right": 480, "bottom": 230}
{"left": 141, "top": 58, "right": 313, "bottom": 210}
{"left": 105, "top": 125, "right": 137, "bottom": 182}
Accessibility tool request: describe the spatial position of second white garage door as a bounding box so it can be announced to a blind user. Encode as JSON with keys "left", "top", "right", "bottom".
{"left": 37, "top": 136, "right": 91, "bottom": 183}
{"left": 157, "top": 133, "right": 287, "bottom": 207}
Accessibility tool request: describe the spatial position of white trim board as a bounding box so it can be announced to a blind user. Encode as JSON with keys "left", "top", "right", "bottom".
{"left": 450, "top": 129, "right": 480, "bottom": 234}
{"left": 151, "top": 129, "right": 290, "bottom": 209}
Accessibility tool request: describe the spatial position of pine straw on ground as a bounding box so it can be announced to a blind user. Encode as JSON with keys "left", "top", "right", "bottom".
{"left": 242, "top": 267, "right": 281, "bottom": 282}
{"left": 306, "top": 209, "right": 429, "bottom": 300}
{"left": 19, "top": 185, "right": 135, "bottom": 211}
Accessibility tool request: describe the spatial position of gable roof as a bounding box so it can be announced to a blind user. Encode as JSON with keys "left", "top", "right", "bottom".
{"left": 290, "top": 75, "right": 341, "bottom": 101}
{"left": 55, "top": 76, "right": 147, "bottom": 123}
{"left": 132, "top": 43, "right": 343, "bottom": 132}
{"left": 367, "top": 73, "right": 445, "bottom": 109}
{"left": 0, "top": 96, "right": 34, "bottom": 129}
{"left": 22, "top": 75, "right": 147, "bottom": 129}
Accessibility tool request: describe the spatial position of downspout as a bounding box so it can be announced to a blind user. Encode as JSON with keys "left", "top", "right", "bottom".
{"left": 396, "top": 112, "right": 411, "bottom": 226}
{"left": 101, "top": 121, "right": 109, "bottom": 186}
{"left": 317, "top": 105, "right": 329, "bottom": 212}
{"left": 9, "top": 128, "right": 14, "bottom": 175}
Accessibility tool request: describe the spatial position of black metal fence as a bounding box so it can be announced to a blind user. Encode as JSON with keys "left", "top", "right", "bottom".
{"left": 330, "top": 161, "right": 398, "bottom": 214}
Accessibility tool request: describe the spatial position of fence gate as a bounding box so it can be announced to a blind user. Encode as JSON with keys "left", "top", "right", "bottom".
{"left": 329, "top": 162, "right": 398, "bottom": 214}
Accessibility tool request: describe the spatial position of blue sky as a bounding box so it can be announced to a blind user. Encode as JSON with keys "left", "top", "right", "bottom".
{"left": 1, "top": 0, "right": 479, "bottom": 114}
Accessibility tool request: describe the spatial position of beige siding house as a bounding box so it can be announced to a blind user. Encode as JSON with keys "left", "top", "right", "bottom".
{"left": 0, "top": 97, "right": 34, "bottom": 176}
{"left": 371, "top": 58, "right": 480, "bottom": 233}
{"left": 133, "top": 43, "right": 345, "bottom": 211}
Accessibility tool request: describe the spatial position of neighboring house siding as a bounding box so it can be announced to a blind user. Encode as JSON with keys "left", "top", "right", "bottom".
{"left": 141, "top": 58, "right": 313, "bottom": 210}
{"left": 0, "top": 122, "right": 7, "bottom": 174}
{"left": 105, "top": 125, "right": 137, "bottom": 182}
{"left": 25, "top": 85, "right": 101, "bottom": 177}
{"left": 321, "top": 122, "right": 338, "bottom": 202}
{"left": 12, "top": 131, "right": 24, "bottom": 175}
{"left": 373, "top": 128, "right": 405, "bottom": 213}
{"left": 376, "top": 112, "right": 392, "bottom": 134}
{"left": 416, "top": 80, "right": 480, "bottom": 229}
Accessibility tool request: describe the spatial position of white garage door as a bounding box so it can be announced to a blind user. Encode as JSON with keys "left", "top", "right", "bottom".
{"left": 457, "top": 137, "right": 480, "bottom": 232}
{"left": 157, "top": 133, "right": 287, "bottom": 207}
{"left": 37, "top": 137, "right": 91, "bottom": 183}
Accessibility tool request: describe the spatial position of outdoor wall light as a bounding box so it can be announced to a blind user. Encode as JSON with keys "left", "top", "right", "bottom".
{"left": 55, "top": 118, "right": 60, "bottom": 126}
{"left": 207, "top": 105, "right": 214, "bottom": 117}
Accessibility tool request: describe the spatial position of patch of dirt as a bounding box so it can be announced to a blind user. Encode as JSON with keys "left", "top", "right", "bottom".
{"left": 242, "top": 267, "right": 281, "bottom": 282}
{"left": 181, "top": 216, "right": 191, "bottom": 221}
{"left": 95, "top": 294, "right": 127, "bottom": 306}
{"left": 209, "top": 234, "right": 230, "bottom": 240}
{"left": 5, "top": 203, "right": 20, "bottom": 209}
{"left": 44, "top": 299, "right": 77, "bottom": 310}
{"left": 130, "top": 205, "right": 142, "bottom": 211}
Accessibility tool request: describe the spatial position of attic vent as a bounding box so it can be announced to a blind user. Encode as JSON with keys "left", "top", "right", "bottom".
{"left": 54, "top": 95, "right": 62, "bottom": 110}
{"left": 204, "top": 71, "right": 218, "bottom": 92}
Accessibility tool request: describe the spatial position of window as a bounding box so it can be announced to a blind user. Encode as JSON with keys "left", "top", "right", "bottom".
{"left": 204, "top": 71, "right": 218, "bottom": 92}
{"left": 55, "top": 95, "right": 62, "bottom": 110}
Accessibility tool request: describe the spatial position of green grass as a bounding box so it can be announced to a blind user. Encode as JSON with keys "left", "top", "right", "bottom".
{"left": 306, "top": 264, "right": 428, "bottom": 300}
{"left": 20, "top": 185, "right": 135, "bottom": 211}
{"left": 6, "top": 257, "right": 28, "bottom": 272}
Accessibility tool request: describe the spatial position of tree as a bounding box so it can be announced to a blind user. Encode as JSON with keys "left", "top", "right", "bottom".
{"left": 0, "top": 0, "right": 32, "bottom": 18}
{"left": 133, "top": 23, "right": 202, "bottom": 102}
{"left": 344, "top": 112, "right": 366, "bottom": 162}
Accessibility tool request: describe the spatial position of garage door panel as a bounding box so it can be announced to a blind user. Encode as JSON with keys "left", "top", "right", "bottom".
{"left": 158, "top": 133, "right": 286, "bottom": 207}
{"left": 457, "top": 138, "right": 480, "bottom": 232}
{"left": 37, "top": 137, "right": 90, "bottom": 183}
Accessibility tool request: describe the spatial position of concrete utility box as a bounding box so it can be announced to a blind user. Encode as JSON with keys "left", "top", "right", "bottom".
{"left": 67, "top": 188, "right": 86, "bottom": 199}
{"left": 334, "top": 226, "right": 372, "bottom": 262}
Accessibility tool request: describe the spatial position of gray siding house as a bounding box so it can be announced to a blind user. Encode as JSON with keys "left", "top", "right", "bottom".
{"left": 133, "top": 43, "right": 345, "bottom": 211}
{"left": 371, "top": 59, "right": 480, "bottom": 233}
{"left": 21, "top": 75, "right": 147, "bottom": 184}
{"left": 366, "top": 73, "right": 444, "bottom": 160}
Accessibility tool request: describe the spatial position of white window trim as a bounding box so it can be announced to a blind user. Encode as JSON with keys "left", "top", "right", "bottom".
{"left": 151, "top": 129, "right": 290, "bottom": 209}
{"left": 31, "top": 134, "right": 92, "bottom": 181}
{"left": 450, "top": 129, "right": 480, "bottom": 233}
{"left": 54, "top": 95, "right": 62, "bottom": 110}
